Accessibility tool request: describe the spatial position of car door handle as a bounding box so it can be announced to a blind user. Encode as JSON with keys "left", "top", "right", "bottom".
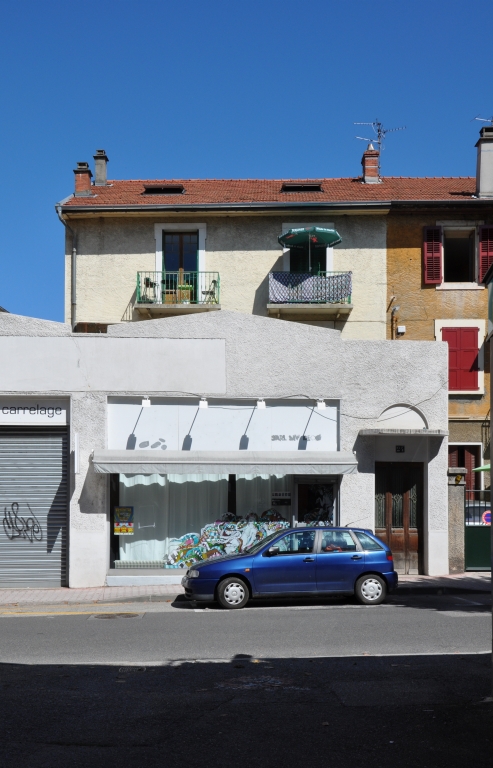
{"left": 303, "top": 557, "right": 315, "bottom": 562}
{"left": 351, "top": 555, "right": 363, "bottom": 560}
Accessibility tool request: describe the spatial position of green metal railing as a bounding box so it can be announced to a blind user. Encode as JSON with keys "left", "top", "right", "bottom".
{"left": 269, "top": 271, "right": 352, "bottom": 304}
{"left": 137, "top": 272, "right": 220, "bottom": 306}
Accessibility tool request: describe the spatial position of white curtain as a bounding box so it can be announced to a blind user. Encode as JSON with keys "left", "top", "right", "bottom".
{"left": 119, "top": 473, "right": 228, "bottom": 563}
{"left": 236, "top": 474, "right": 290, "bottom": 519}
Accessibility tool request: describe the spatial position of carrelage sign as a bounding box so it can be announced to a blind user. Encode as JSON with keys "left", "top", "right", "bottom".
{"left": 0, "top": 400, "right": 68, "bottom": 425}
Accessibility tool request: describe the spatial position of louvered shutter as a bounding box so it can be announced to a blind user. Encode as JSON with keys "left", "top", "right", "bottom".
{"left": 423, "top": 226, "right": 442, "bottom": 284}
{"left": 448, "top": 446, "right": 459, "bottom": 468}
{"left": 442, "top": 327, "right": 479, "bottom": 391}
{"left": 479, "top": 226, "right": 493, "bottom": 282}
{"left": 464, "top": 446, "right": 481, "bottom": 501}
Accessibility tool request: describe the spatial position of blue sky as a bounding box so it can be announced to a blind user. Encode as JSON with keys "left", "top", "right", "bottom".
{"left": 0, "top": 0, "right": 492, "bottom": 321}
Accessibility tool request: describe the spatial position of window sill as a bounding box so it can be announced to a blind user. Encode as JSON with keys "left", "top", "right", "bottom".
{"left": 436, "top": 283, "right": 484, "bottom": 290}
{"left": 448, "top": 390, "right": 484, "bottom": 396}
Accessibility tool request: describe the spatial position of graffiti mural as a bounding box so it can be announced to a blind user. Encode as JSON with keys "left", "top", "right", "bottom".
{"left": 2, "top": 502, "right": 42, "bottom": 542}
{"left": 166, "top": 509, "right": 289, "bottom": 568}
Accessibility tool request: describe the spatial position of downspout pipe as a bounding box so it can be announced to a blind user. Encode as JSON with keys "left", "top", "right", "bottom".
{"left": 55, "top": 204, "right": 77, "bottom": 330}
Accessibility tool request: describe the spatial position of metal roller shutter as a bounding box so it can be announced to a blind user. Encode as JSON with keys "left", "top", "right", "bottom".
{"left": 0, "top": 427, "right": 68, "bottom": 587}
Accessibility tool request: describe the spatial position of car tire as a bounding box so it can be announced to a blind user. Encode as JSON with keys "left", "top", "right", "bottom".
{"left": 355, "top": 574, "right": 387, "bottom": 605}
{"left": 217, "top": 577, "right": 249, "bottom": 609}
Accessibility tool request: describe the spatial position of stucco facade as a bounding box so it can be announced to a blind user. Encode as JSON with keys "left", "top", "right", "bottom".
{"left": 64, "top": 213, "right": 387, "bottom": 339}
{"left": 0, "top": 311, "right": 449, "bottom": 587}
{"left": 387, "top": 213, "right": 491, "bottom": 484}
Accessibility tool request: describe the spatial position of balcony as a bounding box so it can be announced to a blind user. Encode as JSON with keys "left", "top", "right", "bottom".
{"left": 135, "top": 272, "right": 220, "bottom": 317}
{"left": 267, "top": 271, "right": 353, "bottom": 318}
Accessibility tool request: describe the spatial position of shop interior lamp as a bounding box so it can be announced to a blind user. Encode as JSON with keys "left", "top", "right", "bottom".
{"left": 142, "top": 397, "right": 151, "bottom": 407}
{"left": 257, "top": 399, "right": 266, "bottom": 409}
{"left": 199, "top": 397, "right": 209, "bottom": 409}
{"left": 316, "top": 399, "right": 326, "bottom": 410}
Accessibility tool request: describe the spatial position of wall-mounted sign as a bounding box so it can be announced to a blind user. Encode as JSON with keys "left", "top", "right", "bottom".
{"left": 272, "top": 492, "right": 291, "bottom": 507}
{"left": 114, "top": 507, "right": 134, "bottom": 535}
{"left": 108, "top": 398, "right": 339, "bottom": 453}
{"left": 396, "top": 445, "right": 405, "bottom": 453}
{"left": 0, "top": 399, "right": 68, "bottom": 426}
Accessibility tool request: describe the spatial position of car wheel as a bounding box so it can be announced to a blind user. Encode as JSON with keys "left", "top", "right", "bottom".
{"left": 217, "top": 577, "right": 249, "bottom": 609}
{"left": 355, "top": 575, "right": 386, "bottom": 605}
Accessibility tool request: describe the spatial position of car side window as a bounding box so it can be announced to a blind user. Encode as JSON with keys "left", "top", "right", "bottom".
{"left": 276, "top": 531, "right": 315, "bottom": 555}
{"left": 320, "top": 530, "right": 356, "bottom": 553}
{"left": 354, "top": 532, "right": 384, "bottom": 551}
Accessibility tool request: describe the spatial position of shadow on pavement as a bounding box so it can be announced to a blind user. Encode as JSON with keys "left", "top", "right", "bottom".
{"left": 0, "top": 652, "right": 491, "bottom": 767}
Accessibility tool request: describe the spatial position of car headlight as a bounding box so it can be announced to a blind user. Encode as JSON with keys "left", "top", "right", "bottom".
{"left": 188, "top": 569, "right": 200, "bottom": 578}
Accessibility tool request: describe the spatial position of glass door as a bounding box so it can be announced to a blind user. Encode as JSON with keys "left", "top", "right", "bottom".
{"left": 162, "top": 232, "right": 198, "bottom": 303}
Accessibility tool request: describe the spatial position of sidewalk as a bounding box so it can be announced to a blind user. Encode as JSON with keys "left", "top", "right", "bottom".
{"left": 0, "top": 573, "right": 489, "bottom": 606}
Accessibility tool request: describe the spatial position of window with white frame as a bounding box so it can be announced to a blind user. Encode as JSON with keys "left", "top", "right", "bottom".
{"left": 423, "top": 225, "right": 493, "bottom": 286}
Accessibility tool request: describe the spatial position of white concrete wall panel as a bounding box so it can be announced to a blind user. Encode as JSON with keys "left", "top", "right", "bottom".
{"left": 0, "top": 310, "right": 449, "bottom": 583}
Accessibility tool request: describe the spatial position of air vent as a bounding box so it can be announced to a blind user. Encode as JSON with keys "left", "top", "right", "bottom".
{"left": 281, "top": 182, "right": 323, "bottom": 193}
{"left": 142, "top": 184, "right": 185, "bottom": 195}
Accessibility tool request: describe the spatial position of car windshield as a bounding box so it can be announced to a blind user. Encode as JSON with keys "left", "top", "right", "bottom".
{"left": 243, "top": 530, "right": 284, "bottom": 555}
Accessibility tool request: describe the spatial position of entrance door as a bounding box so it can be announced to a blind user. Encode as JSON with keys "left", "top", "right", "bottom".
{"left": 375, "top": 462, "right": 423, "bottom": 575}
{"left": 297, "top": 483, "right": 335, "bottom": 525}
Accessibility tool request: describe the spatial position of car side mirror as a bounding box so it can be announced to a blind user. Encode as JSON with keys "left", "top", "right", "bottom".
{"left": 267, "top": 546, "right": 279, "bottom": 556}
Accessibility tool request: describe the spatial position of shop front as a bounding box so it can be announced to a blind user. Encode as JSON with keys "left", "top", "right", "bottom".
{"left": 94, "top": 397, "right": 357, "bottom": 582}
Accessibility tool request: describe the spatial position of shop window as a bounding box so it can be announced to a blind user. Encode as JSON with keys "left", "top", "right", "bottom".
{"left": 115, "top": 473, "right": 291, "bottom": 569}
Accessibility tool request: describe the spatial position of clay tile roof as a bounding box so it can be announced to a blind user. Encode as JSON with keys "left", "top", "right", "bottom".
{"left": 62, "top": 176, "right": 477, "bottom": 208}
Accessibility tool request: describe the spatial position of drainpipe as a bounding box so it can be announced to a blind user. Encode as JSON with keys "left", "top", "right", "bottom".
{"left": 55, "top": 204, "right": 77, "bottom": 330}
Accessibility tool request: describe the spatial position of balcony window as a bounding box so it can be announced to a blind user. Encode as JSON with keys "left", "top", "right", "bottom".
{"left": 290, "top": 245, "right": 326, "bottom": 275}
{"left": 163, "top": 232, "right": 198, "bottom": 272}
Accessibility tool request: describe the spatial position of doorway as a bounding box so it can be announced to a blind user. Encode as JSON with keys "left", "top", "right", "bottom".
{"left": 375, "top": 462, "right": 424, "bottom": 574}
{"left": 296, "top": 480, "right": 337, "bottom": 526}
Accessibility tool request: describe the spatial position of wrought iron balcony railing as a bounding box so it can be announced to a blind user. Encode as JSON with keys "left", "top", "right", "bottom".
{"left": 269, "top": 271, "right": 352, "bottom": 304}
{"left": 137, "top": 271, "right": 220, "bottom": 305}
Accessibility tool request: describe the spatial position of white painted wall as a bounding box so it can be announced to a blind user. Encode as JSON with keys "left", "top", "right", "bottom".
{"left": 0, "top": 310, "right": 449, "bottom": 585}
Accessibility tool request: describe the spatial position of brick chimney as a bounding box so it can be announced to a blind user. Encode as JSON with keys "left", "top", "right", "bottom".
{"left": 475, "top": 126, "right": 493, "bottom": 198}
{"left": 361, "top": 143, "right": 380, "bottom": 183}
{"left": 93, "top": 149, "right": 109, "bottom": 186}
{"left": 74, "top": 162, "right": 93, "bottom": 196}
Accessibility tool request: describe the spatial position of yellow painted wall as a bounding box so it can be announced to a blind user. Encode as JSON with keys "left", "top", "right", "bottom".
{"left": 387, "top": 214, "right": 489, "bottom": 420}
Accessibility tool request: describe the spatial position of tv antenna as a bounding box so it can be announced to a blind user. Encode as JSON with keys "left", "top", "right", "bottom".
{"left": 471, "top": 114, "right": 493, "bottom": 126}
{"left": 354, "top": 119, "right": 406, "bottom": 175}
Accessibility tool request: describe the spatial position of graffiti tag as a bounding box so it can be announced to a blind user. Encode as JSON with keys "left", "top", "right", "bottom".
{"left": 2, "top": 502, "right": 42, "bottom": 542}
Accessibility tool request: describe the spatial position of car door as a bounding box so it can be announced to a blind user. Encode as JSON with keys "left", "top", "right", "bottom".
{"left": 316, "top": 530, "right": 365, "bottom": 592}
{"left": 253, "top": 530, "right": 317, "bottom": 594}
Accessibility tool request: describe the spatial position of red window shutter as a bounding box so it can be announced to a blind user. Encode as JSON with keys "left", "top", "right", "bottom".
{"left": 464, "top": 446, "right": 480, "bottom": 496}
{"left": 423, "top": 226, "right": 442, "bottom": 284}
{"left": 442, "top": 327, "right": 479, "bottom": 391}
{"left": 479, "top": 226, "right": 493, "bottom": 282}
{"left": 459, "top": 327, "right": 479, "bottom": 390}
{"left": 448, "top": 446, "right": 459, "bottom": 468}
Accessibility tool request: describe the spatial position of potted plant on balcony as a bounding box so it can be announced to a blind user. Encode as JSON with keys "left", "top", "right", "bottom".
{"left": 177, "top": 283, "right": 193, "bottom": 303}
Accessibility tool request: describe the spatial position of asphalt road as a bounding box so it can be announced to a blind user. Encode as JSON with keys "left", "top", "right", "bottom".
{"left": 0, "top": 592, "right": 492, "bottom": 768}
{"left": 0, "top": 593, "right": 490, "bottom": 665}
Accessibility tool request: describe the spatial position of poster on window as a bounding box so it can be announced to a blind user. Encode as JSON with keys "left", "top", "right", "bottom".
{"left": 114, "top": 506, "right": 134, "bottom": 535}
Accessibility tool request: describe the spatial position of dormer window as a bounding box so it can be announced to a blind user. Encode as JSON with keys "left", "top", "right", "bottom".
{"left": 281, "top": 183, "right": 323, "bottom": 193}
{"left": 143, "top": 184, "right": 185, "bottom": 195}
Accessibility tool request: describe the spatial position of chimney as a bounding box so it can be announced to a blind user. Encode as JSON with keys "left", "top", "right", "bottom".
{"left": 361, "top": 143, "right": 380, "bottom": 183}
{"left": 93, "top": 149, "right": 109, "bottom": 186}
{"left": 475, "top": 127, "right": 493, "bottom": 198}
{"left": 73, "top": 162, "right": 93, "bottom": 196}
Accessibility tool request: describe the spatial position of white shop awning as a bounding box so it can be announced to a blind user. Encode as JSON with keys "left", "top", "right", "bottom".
{"left": 92, "top": 450, "right": 358, "bottom": 475}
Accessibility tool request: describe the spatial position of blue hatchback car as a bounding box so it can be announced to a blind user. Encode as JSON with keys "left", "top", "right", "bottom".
{"left": 181, "top": 527, "right": 398, "bottom": 609}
